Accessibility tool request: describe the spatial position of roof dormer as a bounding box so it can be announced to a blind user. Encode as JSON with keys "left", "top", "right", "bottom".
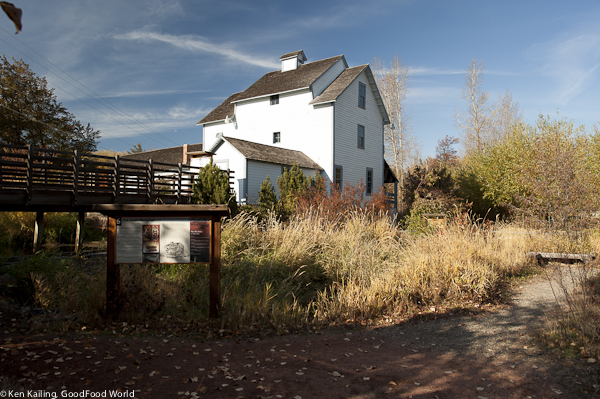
{"left": 280, "top": 50, "right": 307, "bottom": 72}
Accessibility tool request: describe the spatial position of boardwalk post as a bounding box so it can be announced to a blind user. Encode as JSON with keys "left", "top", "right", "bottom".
{"left": 177, "top": 163, "right": 182, "bottom": 204}
{"left": 209, "top": 214, "right": 221, "bottom": 318}
{"left": 74, "top": 211, "right": 85, "bottom": 253}
{"left": 33, "top": 211, "right": 44, "bottom": 252}
{"left": 113, "top": 155, "right": 120, "bottom": 203}
{"left": 73, "top": 150, "right": 79, "bottom": 206}
{"left": 106, "top": 216, "right": 120, "bottom": 319}
{"left": 26, "top": 144, "right": 33, "bottom": 205}
{"left": 147, "top": 159, "right": 154, "bottom": 203}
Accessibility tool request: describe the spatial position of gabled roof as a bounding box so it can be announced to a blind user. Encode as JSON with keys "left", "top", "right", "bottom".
{"left": 310, "top": 64, "right": 390, "bottom": 124}
{"left": 197, "top": 55, "right": 343, "bottom": 125}
{"left": 280, "top": 50, "right": 306, "bottom": 63}
{"left": 310, "top": 65, "right": 367, "bottom": 104}
{"left": 217, "top": 136, "right": 323, "bottom": 170}
{"left": 122, "top": 144, "right": 202, "bottom": 165}
{"left": 196, "top": 92, "right": 243, "bottom": 126}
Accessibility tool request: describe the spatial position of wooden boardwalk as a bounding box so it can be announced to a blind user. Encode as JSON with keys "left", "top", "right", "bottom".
{"left": 0, "top": 143, "right": 230, "bottom": 212}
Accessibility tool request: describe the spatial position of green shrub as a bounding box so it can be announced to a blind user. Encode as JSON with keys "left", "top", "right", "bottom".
{"left": 192, "top": 160, "right": 238, "bottom": 215}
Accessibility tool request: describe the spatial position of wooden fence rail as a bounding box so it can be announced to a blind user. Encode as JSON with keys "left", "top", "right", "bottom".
{"left": 0, "top": 143, "right": 234, "bottom": 211}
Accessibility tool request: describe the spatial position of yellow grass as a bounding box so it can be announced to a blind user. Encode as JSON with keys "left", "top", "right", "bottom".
{"left": 29, "top": 211, "right": 593, "bottom": 332}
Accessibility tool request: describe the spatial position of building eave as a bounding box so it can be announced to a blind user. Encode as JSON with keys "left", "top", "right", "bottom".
{"left": 231, "top": 87, "right": 311, "bottom": 104}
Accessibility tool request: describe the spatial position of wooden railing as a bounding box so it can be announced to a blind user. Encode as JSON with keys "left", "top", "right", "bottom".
{"left": 0, "top": 143, "right": 234, "bottom": 209}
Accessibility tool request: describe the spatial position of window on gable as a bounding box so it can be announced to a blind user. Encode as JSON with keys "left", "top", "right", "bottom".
{"left": 270, "top": 94, "right": 279, "bottom": 105}
{"left": 334, "top": 165, "right": 343, "bottom": 190}
{"left": 357, "top": 125, "right": 365, "bottom": 149}
{"left": 358, "top": 82, "right": 366, "bottom": 109}
{"left": 366, "top": 168, "right": 373, "bottom": 196}
{"left": 273, "top": 132, "right": 281, "bottom": 143}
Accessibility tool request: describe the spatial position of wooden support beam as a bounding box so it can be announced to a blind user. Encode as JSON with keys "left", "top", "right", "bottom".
{"left": 209, "top": 215, "right": 221, "bottom": 318}
{"left": 75, "top": 211, "right": 85, "bottom": 253}
{"left": 147, "top": 159, "right": 154, "bottom": 203}
{"left": 106, "top": 216, "right": 120, "bottom": 319}
{"left": 73, "top": 150, "right": 79, "bottom": 206}
{"left": 33, "top": 211, "right": 44, "bottom": 252}
{"left": 177, "top": 163, "right": 182, "bottom": 204}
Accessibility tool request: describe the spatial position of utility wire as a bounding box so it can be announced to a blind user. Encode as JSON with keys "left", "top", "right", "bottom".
{"left": 0, "top": 103, "right": 135, "bottom": 148}
{"left": 0, "top": 27, "right": 180, "bottom": 147}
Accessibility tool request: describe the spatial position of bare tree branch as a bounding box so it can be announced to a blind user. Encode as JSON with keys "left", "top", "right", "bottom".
{"left": 373, "top": 55, "right": 420, "bottom": 200}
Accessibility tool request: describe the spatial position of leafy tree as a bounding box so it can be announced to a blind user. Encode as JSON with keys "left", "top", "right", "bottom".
{"left": 128, "top": 143, "right": 145, "bottom": 154}
{"left": 402, "top": 158, "right": 463, "bottom": 216}
{"left": 464, "top": 114, "right": 599, "bottom": 225}
{"left": 258, "top": 175, "right": 277, "bottom": 216}
{"left": 192, "top": 160, "right": 237, "bottom": 215}
{"left": 0, "top": 56, "right": 100, "bottom": 152}
{"left": 435, "top": 135, "right": 460, "bottom": 167}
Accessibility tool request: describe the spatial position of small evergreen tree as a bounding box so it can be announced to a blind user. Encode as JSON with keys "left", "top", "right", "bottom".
{"left": 258, "top": 175, "right": 277, "bottom": 216}
{"left": 192, "top": 160, "right": 238, "bottom": 215}
{"left": 277, "top": 163, "right": 308, "bottom": 218}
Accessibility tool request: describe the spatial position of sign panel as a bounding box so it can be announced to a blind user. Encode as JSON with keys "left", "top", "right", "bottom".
{"left": 115, "top": 217, "right": 211, "bottom": 264}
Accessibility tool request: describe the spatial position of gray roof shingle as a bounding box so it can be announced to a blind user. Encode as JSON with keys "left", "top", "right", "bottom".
{"left": 121, "top": 144, "right": 202, "bottom": 165}
{"left": 310, "top": 65, "right": 367, "bottom": 105}
{"left": 223, "top": 137, "right": 322, "bottom": 170}
{"left": 197, "top": 55, "right": 343, "bottom": 125}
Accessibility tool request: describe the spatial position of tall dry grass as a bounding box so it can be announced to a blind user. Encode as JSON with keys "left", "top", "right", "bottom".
{"left": 28, "top": 211, "right": 550, "bottom": 332}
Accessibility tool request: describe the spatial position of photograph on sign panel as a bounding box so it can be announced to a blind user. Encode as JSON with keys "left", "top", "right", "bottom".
{"left": 142, "top": 224, "right": 160, "bottom": 263}
{"left": 190, "top": 220, "right": 210, "bottom": 263}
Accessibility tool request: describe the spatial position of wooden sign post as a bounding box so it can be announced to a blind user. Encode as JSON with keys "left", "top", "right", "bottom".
{"left": 94, "top": 204, "right": 229, "bottom": 320}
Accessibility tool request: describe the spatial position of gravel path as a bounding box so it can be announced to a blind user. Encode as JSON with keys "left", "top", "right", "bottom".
{"left": 1, "top": 265, "right": 598, "bottom": 399}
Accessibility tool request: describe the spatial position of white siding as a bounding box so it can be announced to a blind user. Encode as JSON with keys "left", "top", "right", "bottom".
{"left": 334, "top": 70, "right": 385, "bottom": 197}
{"left": 281, "top": 58, "right": 298, "bottom": 72}
{"left": 203, "top": 119, "right": 238, "bottom": 153}
{"left": 194, "top": 141, "right": 247, "bottom": 203}
{"left": 311, "top": 57, "right": 347, "bottom": 98}
{"left": 220, "top": 90, "right": 334, "bottom": 184}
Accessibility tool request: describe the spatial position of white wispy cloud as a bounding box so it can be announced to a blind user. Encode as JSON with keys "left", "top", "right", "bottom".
{"left": 411, "top": 67, "right": 464, "bottom": 76}
{"left": 115, "top": 30, "right": 280, "bottom": 69}
{"left": 103, "top": 89, "right": 208, "bottom": 99}
{"left": 407, "top": 87, "right": 460, "bottom": 104}
{"left": 147, "top": 0, "right": 184, "bottom": 16}
{"left": 528, "top": 32, "right": 600, "bottom": 104}
{"left": 75, "top": 103, "right": 209, "bottom": 142}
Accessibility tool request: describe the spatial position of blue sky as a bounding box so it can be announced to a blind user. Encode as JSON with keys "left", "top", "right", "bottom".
{"left": 1, "top": 0, "right": 599, "bottom": 157}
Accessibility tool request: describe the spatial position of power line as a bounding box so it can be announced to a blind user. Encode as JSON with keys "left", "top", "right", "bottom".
{"left": 0, "top": 27, "right": 181, "bottom": 147}
{"left": 0, "top": 103, "right": 135, "bottom": 148}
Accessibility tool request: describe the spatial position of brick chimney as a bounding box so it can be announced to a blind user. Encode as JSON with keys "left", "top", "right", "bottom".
{"left": 182, "top": 144, "right": 188, "bottom": 164}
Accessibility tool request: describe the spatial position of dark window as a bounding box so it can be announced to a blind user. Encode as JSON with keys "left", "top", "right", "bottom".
{"left": 358, "top": 82, "right": 366, "bottom": 109}
{"left": 270, "top": 94, "right": 279, "bottom": 105}
{"left": 357, "top": 125, "right": 365, "bottom": 149}
{"left": 273, "top": 132, "right": 281, "bottom": 143}
{"left": 366, "top": 168, "right": 373, "bottom": 196}
{"left": 334, "top": 165, "right": 343, "bottom": 190}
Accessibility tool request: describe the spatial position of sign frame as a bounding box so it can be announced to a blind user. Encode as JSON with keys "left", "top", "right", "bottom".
{"left": 93, "top": 204, "right": 229, "bottom": 319}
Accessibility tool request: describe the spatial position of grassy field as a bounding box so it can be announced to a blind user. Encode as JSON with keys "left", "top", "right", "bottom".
{"left": 2, "top": 210, "right": 599, "bottom": 357}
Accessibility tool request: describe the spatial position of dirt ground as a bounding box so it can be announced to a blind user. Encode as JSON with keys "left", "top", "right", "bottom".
{"left": 1, "top": 266, "right": 598, "bottom": 399}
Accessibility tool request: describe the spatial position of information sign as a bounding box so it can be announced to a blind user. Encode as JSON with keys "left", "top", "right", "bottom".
{"left": 115, "top": 217, "right": 211, "bottom": 264}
